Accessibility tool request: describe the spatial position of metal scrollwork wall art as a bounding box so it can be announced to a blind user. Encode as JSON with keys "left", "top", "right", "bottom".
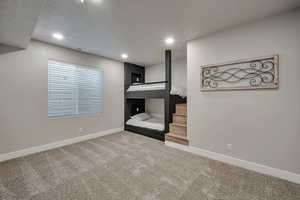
{"left": 200, "top": 55, "right": 279, "bottom": 91}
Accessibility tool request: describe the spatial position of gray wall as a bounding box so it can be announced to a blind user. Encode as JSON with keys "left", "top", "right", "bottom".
{"left": 145, "top": 59, "right": 187, "bottom": 116}
{"left": 0, "top": 40, "right": 124, "bottom": 154}
{"left": 187, "top": 10, "right": 300, "bottom": 174}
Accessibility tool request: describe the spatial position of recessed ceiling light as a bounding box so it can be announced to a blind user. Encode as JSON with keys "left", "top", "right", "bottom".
{"left": 81, "top": 0, "right": 84, "bottom": 2}
{"left": 52, "top": 33, "right": 64, "bottom": 40}
{"left": 165, "top": 37, "right": 175, "bottom": 45}
{"left": 121, "top": 54, "right": 128, "bottom": 59}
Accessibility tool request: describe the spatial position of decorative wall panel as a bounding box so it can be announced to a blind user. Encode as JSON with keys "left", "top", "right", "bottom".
{"left": 200, "top": 55, "right": 279, "bottom": 91}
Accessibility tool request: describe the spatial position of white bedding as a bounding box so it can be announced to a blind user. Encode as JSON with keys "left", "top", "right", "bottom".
{"left": 126, "top": 117, "right": 164, "bottom": 131}
{"left": 127, "top": 83, "right": 165, "bottom": 92}
{"left": 127, "top": 83, "right": 187, "bottom": 98}
{"left": 170, "top": 86, "right": 187, "bottom": 98}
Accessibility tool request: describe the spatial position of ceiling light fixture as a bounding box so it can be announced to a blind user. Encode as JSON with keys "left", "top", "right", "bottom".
{"left": 121, "top": 54, "right": 128, "bottom": 59}
{"left": 52, "top": 33, "right": 64, "bottom": 40}
{"left": 80, "top": 0, "right": 84, "bottom": 3}
{"left": 165, "top": 37, "right": 175, "bottom": 45}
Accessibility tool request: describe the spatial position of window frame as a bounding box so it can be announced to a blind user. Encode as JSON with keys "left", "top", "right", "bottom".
{"left": 47, "top": 59, "right": 104, "bottom": 118}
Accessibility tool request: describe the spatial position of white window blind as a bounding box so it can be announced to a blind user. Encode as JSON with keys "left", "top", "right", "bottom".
{"left": 48, "top": 60, "right": 103, "bottom": 117}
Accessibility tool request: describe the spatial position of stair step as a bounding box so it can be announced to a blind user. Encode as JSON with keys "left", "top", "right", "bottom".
{"left": 176, "top": 106, "right": 187, "bottom": 116}
{"left": 171, "top": 123, "right": 186, "bottom": 127}
{"left": 169, "top": 123, "right": 187, "bottom": 137}
{"left": 173, "top": 113, "right": 186, "bottom": 116}
{"left": 173, "top": 114, "right": 187, "bottom": 124}
{"left": 166, "top": 133, "right": 189, "bottom": 145}
{"left": 176, "top": 104, "right": 187, "bottom": 108}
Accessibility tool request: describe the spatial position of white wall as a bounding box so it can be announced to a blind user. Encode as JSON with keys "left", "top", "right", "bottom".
{"left": 0, "top": 40, "right": 124, "bottom": 154}
{"left": 145, "top": 58, "right": 187, "bottom": 90}
{"left": 145, "top": 59, "right": 187, "bottom": 115}
{"left": 187, "top": 10, "right": 300, "bottom": 174}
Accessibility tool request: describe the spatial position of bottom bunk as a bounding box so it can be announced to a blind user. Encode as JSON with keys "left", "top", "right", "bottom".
{"left": 124, "top": 95, "right": 186, "bottom": 141}
{"left": 125, "top": 113, "right": 165, "bottom": 141}
{"left": 125, "top": 125, "right": 165, "bottom": 141}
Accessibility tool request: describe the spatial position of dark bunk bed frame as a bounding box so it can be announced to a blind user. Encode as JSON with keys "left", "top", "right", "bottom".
{"left": 124, "top": 50, "right": 173, "bottom": 141}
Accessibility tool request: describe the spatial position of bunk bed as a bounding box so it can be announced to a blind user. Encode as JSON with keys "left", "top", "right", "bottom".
{"left": 124, "top": 50, "right": 172, "bottom": 141}
{"left": 124, "top": 80, "right": 167, "bottom": 140}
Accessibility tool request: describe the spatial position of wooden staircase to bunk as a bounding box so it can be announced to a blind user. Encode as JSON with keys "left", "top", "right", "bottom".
{"left": 166, "top": 104, "right": 189, "bottom": 145}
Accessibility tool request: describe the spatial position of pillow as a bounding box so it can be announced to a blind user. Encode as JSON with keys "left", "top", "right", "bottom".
{"left": 131, "top": 113, "right": 151, "bottom": 121}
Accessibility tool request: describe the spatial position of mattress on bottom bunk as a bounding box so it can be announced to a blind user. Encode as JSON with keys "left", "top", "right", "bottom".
{"left": 126, "top": 117, "right": 164, "bottom": 131}
{"left": 127, "top": 83, "right": 165, "bottom": 92}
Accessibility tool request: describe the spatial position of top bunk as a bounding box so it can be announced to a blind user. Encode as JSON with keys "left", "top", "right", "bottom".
{"left": 125, "top": 81, "right": 167, "bottom": 99}
{"left": 124, "top": 62, "right": 169, "bottom": 99}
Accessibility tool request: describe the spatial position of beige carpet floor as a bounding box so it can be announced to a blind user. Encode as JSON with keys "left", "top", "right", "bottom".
{"left": 0, "top": 131, "right": 299, "bottom": 200}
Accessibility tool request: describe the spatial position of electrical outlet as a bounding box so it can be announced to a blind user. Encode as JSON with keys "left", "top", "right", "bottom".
{"left": 227, "top": 144, "right": 233, "bottom": 150}
{"left": 79, "top": 128, "right": 83, "bottom": 133}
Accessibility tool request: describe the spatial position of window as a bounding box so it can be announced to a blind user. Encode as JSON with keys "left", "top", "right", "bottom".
{"left": 48, "top": 60, "right": 103, "bottom": 117}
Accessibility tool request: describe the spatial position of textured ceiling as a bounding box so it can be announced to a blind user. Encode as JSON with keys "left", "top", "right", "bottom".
{"left": 33, "top": 0, "right": 300, "bottom": 65}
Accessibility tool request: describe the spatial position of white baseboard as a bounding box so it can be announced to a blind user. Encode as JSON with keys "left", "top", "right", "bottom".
{"left": 0, "top": 127, "right": 124, "bottom": 162}
{"left": 165, "top": 141, "right": 300, "bottom": 184}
